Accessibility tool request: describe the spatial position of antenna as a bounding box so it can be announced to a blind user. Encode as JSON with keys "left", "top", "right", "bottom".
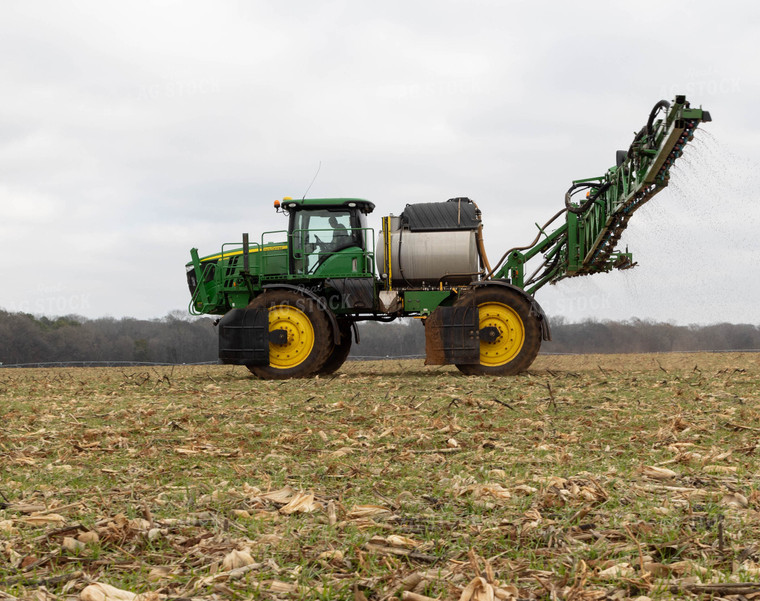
{"left": 302, "top": 161, "right": 322, "bottom": 199}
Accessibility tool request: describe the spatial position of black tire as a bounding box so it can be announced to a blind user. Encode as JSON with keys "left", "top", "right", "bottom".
{"left": 246, "top": 290, "right": 333, "bottom": 379}
{"left": 455, "top": 286, "right": 542, "bottom": 376}
{"left": 318, "top": 320, "right": 353, "bottom": 375}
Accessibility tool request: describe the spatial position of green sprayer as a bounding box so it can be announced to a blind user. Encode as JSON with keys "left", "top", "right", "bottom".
{"left": 186, "top": 96, "right": 711, "bottom": 378}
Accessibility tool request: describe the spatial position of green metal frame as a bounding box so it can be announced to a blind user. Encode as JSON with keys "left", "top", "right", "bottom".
{"left": 403, "top": 290, "right": 456, "bottom": 315}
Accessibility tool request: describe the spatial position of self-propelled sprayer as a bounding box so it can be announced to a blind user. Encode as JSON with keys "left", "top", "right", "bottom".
{"left": 186, "top": 95, "right": 711, "bottom": 378}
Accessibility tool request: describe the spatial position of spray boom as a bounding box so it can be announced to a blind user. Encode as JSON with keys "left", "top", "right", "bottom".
{"left": 494, "top": 95, "right": 711, "bottom": 293}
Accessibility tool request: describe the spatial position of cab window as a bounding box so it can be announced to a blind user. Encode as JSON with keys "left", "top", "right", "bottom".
{"left": 291, "top": 209, "right": 357, "bottom": 273}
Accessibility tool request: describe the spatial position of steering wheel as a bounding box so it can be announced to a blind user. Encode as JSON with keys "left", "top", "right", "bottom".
{"left": 314, "top": 235, "right": 326, "bottom": 251}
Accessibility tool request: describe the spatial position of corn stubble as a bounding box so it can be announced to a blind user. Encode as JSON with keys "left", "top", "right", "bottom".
{"left": 2, "top": 353, "right": 760, "bottom": 600}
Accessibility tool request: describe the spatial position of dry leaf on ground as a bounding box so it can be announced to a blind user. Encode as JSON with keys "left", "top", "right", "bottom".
{"left": 21, "top": 513, "right": 66, "bottom": 526}
{"left": 347, "top": 504, "right": 392, "bottom": 518}
{"left": 640, "top": 466, "right": 678, "bottom": 480}
{"left": 459, "top": 576, "right": 495, "bottom": 601}
{"left": 222, "top": 549, "right": 256, "bottom": 570}
{"left": 279, "top": 492, "right": 321, "bottom": 514}
{"left": 80, "top": 583, "right": 139, "bottom": 601}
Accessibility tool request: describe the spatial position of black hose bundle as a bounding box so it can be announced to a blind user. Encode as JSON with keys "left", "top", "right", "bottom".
{"left": 646, "top": 99, "right": 671, "bottom": 136}
{"left": 564, "top": 181, "right": 611, "bottom": 214}
{"left": 625, "top": 99, "right": 672, "bottom": 170}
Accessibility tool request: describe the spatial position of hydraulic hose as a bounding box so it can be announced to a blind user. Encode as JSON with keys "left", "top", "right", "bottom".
{"left": 622, "top": 99, "right": 672, "bottom": 180}
{"left": 525, "top": 239, "right": 563, "bottom": 287}
{"left": 564, "top": 181, "right": 611, "bottom": 214}
{"left": 485, "top": 207, "right": 567, "bottom": 279}
{"left": 472, "top": 206, "right": 492, "bottom": 275}
{"left": 646, "top": 99, "right": 671, "bottom": 136}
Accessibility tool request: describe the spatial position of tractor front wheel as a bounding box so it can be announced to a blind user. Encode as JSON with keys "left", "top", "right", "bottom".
{"left": 455, "top": 287, "right": 542, "bottom": 376}
{"left": 246, "top": 290, "right": 333, "bottom": 379}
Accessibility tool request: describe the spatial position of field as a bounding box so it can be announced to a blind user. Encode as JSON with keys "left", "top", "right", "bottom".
{"left": 2, "top": 353, "right": 760, "bottom": 600}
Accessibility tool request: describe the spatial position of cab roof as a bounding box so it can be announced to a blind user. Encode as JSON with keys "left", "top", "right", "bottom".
{"left": 280, "top": 197, "right": 375, "bottom": 213}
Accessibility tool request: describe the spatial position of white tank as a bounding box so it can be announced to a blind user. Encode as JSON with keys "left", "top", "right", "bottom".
{"left": 376, "top": 215, "right": 479, "bottom": 286}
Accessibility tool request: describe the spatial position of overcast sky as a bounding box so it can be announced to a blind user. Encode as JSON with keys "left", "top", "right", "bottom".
{"left": 1, "top": 0, "right": 758, "bottom": 324}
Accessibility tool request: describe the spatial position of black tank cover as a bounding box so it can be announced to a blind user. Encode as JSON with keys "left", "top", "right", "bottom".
{"left": 400, "top": 197, "right": 480, "bottom": 232}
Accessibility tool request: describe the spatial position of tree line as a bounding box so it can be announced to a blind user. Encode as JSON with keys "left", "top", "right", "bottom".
{"left": 0, "top": 311, "right": 218, "bottom": 366}
{"left": 1, "top": 310, "right": 759, "bottom": 366}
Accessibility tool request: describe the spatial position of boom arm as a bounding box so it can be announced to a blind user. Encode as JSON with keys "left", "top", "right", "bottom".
{"left": 493, "top": 95, "right": 711, "bottom": 294}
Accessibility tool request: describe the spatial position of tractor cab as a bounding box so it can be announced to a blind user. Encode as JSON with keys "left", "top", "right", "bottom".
{"left": 277, "top": 198, "right": 375, "bottom": 277}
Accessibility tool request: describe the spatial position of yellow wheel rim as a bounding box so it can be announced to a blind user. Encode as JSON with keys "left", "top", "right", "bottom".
{"left": 268, "top": 304, "right": 315, "bottom": 369}
{"left": 478, "top": 302, "right": 525, "bottom": 367}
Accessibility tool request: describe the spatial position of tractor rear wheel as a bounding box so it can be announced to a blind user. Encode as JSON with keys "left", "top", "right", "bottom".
{"left": 455, "top": 287, "right": 541, "bottom": 376}
{"left": 319, "top": 320, "right": 353, "bottom": 375}
{"left": 246, "top": 290, "right": 333, "bottom": 379}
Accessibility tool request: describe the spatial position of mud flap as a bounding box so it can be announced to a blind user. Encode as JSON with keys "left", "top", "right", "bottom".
{"left": 218, "top": 308, "right": 270, "bottom": 365}
{"left": 424, "top": 304, "right": 480, "bottom": 365}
